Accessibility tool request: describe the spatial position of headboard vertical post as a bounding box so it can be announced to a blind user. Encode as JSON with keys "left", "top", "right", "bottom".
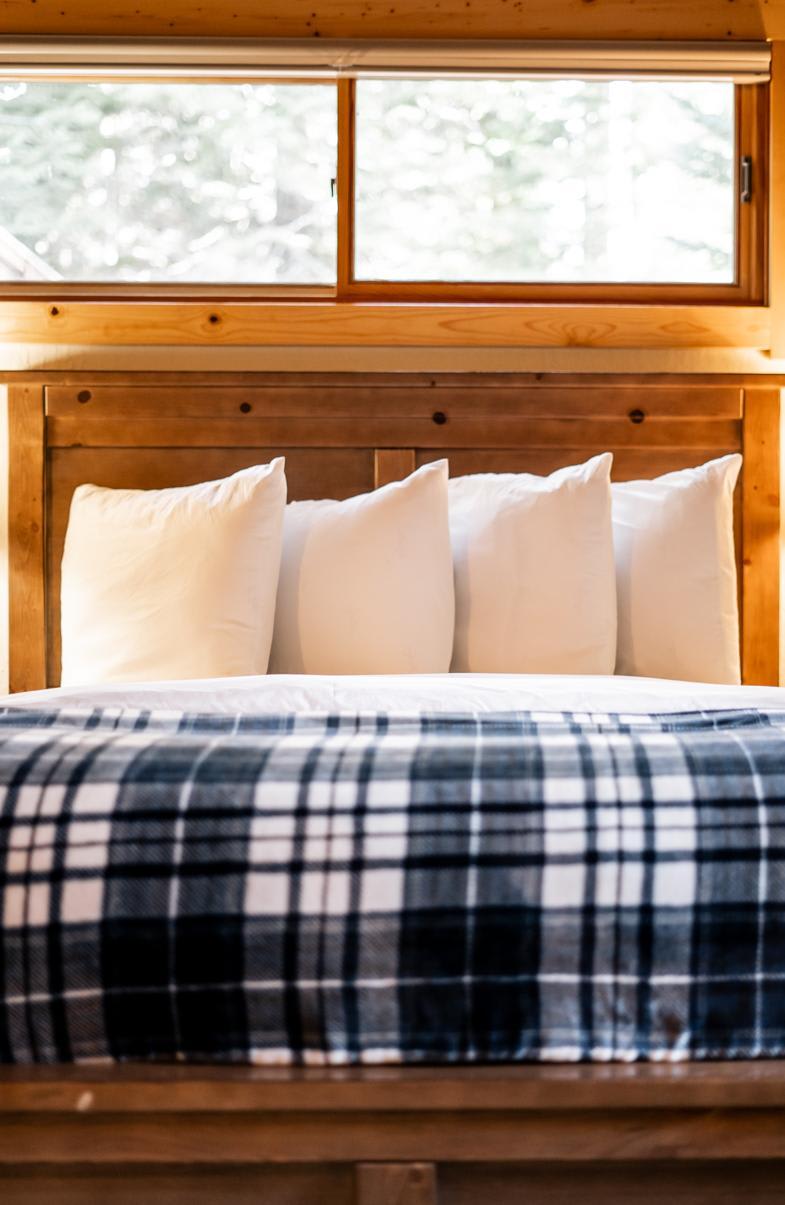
{"left": 8, "top": 385, "right": 46, "bottom": 694}
{"left": 742, "top": 387, "right": 781, "bottom": 686}
{"left": 374, "top": 449, "right": 416, "bottom": 488}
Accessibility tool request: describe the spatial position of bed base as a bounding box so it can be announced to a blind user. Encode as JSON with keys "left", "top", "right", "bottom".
{"left": 2, "top": 1063, "right": 785, "bottom": 1203}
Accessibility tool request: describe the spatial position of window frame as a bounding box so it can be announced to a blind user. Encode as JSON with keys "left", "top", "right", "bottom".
{"left": 0, "top": 75, "right": 769, "bottom": 304}
{"left": 340, "top": 79, "right": 769, "bottom": 305}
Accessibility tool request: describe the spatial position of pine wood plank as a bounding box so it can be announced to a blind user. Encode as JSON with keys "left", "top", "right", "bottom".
{"left": 771, "top": 43, "right": 785, "bottom": 358}
{"left": 0, "top": 0, "right": 766, "bottom": 40}
{"left": 742, "top": 387, "right": 781, "bottom": 685}
{"left": 374, "top": 449, "right": 416, "bottom": 486}
{"left": 7, "top": 385, "right": 47, "bottom": 694}
{"left": 0, "top": 303, "right": 771, "bottom": 349}
{"left": 46, "top": 415, "right": 742, "bottom": 450}
{"left": 4, "top": 1109, "right": 785, "bottom": 1165}
{"left": 44, "top": 385, "right": 744, "bottom": 419}
{"left": 6, "top": 1061, "right": 785, "bottom": 1113}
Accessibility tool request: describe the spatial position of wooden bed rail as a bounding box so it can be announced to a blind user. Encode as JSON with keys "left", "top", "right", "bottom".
{"left": 2, "top": 1063, "right": 785, "bottom": 1202}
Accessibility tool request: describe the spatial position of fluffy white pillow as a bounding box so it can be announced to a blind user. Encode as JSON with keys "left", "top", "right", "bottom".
{"left": 269, "top": 461, "right": 454, "bottom": 674}
{"left": 612, "top": 454, "right": 742, "bottom": 684}
{"left": 448, "top": 454, "right": 616, "bottom": 674}
{"left": 60, "top": 460, "right": 287, "bottom": 686}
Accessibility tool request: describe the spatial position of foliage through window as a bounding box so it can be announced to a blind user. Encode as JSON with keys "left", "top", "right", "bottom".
{"left": 355, "top": 80, "right": 735, "bottom": 284}
{"left": 0, "top": 82, "right": 337, "bottom": 283}
{"left": 0, "top": 76, "right": 761, "bottom": 297}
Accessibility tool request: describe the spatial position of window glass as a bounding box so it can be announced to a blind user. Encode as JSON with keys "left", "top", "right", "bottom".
{"left": 0, "top": 82, "right": 337, "bottom": 283}
{"left": 354, "top": 79, "right": 735, "bottom": 284}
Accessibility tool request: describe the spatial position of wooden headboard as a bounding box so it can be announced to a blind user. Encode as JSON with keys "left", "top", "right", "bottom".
{"left": 7, "top": 371, "right": 782, "bottom": 692}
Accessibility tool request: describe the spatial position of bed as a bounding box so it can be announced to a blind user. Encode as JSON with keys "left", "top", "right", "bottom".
{"left": 2, "top": 370, "right": 785, "bottom": 1203}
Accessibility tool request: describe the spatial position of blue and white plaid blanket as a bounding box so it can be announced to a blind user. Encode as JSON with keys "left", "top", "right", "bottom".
{"left": 2, "top": 705, "right": 785, "bottom": 1065}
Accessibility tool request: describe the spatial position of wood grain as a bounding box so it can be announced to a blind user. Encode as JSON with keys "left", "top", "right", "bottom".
{"left": 7, "top": 371, "right": 779, "bottom": 688}
{"left": 0, "top": 303, "right": 771, "bottom": 349}
{"left": 7, "top": 1060, "right": 785, "bottom": 1114}
{"left": 3, "top": 1064, "right": 785, "bottom": 1202}
{"left": 0, "top": 0, "right": 766, "bottom": 40}
{"left": 356, "top": 1163, "right": 436, "bottom": 1205}
{"left": 0, "top": 1165, "right": 354, "bottom": 1205}
{"left": 761, "top": 3, "right": 785, "bottom": 40}
{"left": 771, "top": 43, "right": 785, "bottom": 358}
{"left": 5, "top": 1107, "right": 785, "bottom": 1165}
{"left": 742, "top": 387, "right": 781, "bottom": 685}
{"left": 7, "top": 386, "right": 47, "bottom": 695}
{"left": 337, "top": 78, "right": 355, "bottom": 295}
{"left": 374, "top": 449, "right": 416, "bottom": 487}
{"left": 46, "top": 415, "right": 743, "bottom": 450}
{"left": 43, "top": 384, "right": 745, "bottom": 419}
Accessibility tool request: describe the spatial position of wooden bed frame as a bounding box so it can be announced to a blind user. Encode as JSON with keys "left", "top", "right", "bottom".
{"left": 2, "top": 369, "right": 785, "bottom": 1202}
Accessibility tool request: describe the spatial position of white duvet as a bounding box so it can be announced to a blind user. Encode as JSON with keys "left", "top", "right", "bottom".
{"left": 3, "top": 673, "right": 785, "bottom": 715}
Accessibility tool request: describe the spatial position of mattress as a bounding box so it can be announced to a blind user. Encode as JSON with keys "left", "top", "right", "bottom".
{"left": 7, "top": 671, "right": 785, "bottom": 716}
{"left": 2, "top": 673, "right": 785, "bottom": 1066}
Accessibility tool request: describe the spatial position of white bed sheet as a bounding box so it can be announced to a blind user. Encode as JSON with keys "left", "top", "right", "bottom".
{"left": 3, "top": 673, "right": 785, "bottom": 714}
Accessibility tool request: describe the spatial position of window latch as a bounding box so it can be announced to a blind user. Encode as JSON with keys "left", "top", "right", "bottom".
{"left": 741, "top": 155, "right": 752, "bottom": 204}
{"left": 330, "top": 177, "right": 336, "bottom": 198}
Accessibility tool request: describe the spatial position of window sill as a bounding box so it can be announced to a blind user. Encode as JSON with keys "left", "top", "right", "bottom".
{"left": 0, "top": 300, "right": 771, "bottom": 350}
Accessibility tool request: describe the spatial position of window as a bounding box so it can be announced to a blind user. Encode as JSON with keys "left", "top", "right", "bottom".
{"left": 0, "top": 73, "right": 767, "bottom": 302}
{"left": 0, "top": 82, "right": 337, "bottom": 285}
{"left": 355, "top": 80, "right": 735, "bottom": 285}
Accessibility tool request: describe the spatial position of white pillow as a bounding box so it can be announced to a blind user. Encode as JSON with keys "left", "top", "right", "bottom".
{"left": 269, "top": 461, "right": 454, "bottom": 674}
{"left": 612, "top": 454, "right": 742, "bottom": 685}
{"left": 448, "top": 454, "right": 616, "bottom": 674}
{"left": 60, "top": 460, "right": 287, "bottom": 686}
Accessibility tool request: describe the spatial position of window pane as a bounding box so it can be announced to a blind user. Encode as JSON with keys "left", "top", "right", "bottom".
{"left": 0, "top": 82, "right": 336, "bottom": 283}
{"left": 355, "top": 80, "right": 735, "bottom": 284}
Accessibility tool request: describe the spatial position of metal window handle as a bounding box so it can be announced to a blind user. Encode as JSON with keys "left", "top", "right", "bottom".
{"left": 741, "top": 156, "right": 752, "bottom": 204}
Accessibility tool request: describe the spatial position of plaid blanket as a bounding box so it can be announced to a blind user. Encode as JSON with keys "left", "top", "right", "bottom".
{"left": 2, "top": 704, "right": 785, "bottom": 1065}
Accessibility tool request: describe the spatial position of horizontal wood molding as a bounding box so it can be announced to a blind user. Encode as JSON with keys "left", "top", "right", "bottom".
{"left": 0, "top": 0, "right": 767, "bottom": 40}
{"left": 44, "top": 383, "right": 746, "bottom": 418}
{"left": 4, "top": 1063, "right": 785, "bottom": 1202}
{"left": 7, "top": 1061, "right": 785, "bottom": 1114}
{"left": 0, "top": 303, "right": 772, "bottom": 349}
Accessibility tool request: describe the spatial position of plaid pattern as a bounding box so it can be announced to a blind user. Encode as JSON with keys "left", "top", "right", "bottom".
{"left": 2, "top": 704, "right": 785, "bottom": 1065}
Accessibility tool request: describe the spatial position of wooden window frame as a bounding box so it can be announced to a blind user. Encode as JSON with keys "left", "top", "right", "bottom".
{"left": 0, "top": 75, "right": 769, "bottom": 305}
{"left": 340, "top": 78, "right": 769, "bottom": 305}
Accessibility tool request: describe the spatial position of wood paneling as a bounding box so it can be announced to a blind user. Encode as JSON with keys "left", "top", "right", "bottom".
{"left": 46, "top": 415, "right": 744, "bottom": 449}
{"left": 44, "top": 383, "right": 746, "bottom": 418}
{"left": 7, "top": 386, "right": 46, "bottom": 696}
{"left": 0, "top": 302, "right": 771, "bottom": 349}
{"left": 742, "top": 387, "right": 781, "bottom": 685}
{"left": 771, "top": 43, "right": 785, "bottom": 359}
{"left": 0, "top": 0, "right": 767, "bottom": 40}
{"left": 762, "top": 2, "right": 785, "bottom": 40}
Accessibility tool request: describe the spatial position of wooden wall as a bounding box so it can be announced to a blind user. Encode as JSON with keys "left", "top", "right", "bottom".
{"left": 0, "top": 0, "right": 771, "bottom": 40}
